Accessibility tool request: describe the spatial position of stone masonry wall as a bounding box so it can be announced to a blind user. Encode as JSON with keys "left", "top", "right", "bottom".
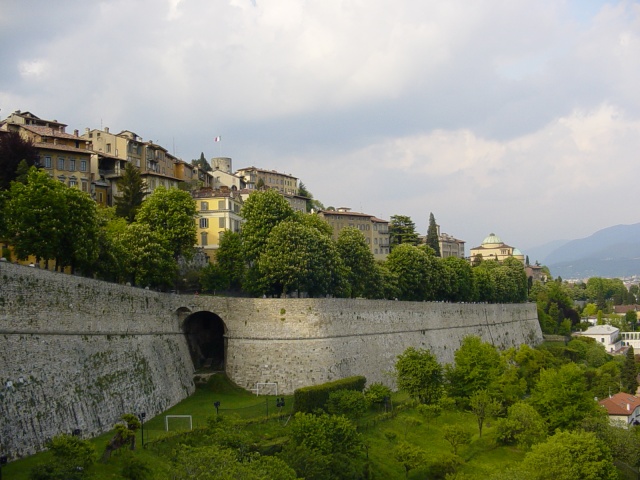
{"left": 0, "top": 262, "right": 542, "bottom": 459}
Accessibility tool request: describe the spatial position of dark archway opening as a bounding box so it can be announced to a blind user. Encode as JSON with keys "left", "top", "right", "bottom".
{"left": 183, "top": 311, "right": 226, "bottom": 371}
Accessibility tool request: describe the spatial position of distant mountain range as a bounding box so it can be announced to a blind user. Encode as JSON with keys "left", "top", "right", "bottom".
{"left": 524, "top": 223, "right": 640, "bottom": 280}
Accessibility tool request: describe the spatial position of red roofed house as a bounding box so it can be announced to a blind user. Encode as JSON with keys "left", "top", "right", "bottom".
{"left": 599, "top": 392, "right": 640, "bottom": 427}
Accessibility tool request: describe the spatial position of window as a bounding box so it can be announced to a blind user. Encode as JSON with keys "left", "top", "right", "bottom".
{"left": 69, "top": 159, "right": 76, "bottom": 171}
{"left": 219, "top": 217, "right": 225, "bottom": 228}
{"left": 58, "top": 157, "right": 65, "bottom": 170}
{"left": 106, "top": 143, "right": 111, "bottom": 153}
{"left": 201, "top": 232, "right": 208, "bottom": 246}
{"left": 69, "top": 178, "right": 78, "bottom": 188}
{"left": 218, "top": 200, "right": 225, "bottom": 210}
{"left": 199, "top": 218, "right": 209, "bottom": 228}
{"left": 80, "top": 160, "right": 87, "bottom": 172}
{"left": 44, "top": 156, "right": 52, "bottom": 168}
{"left": 98, "top": 192, "right": 103, "bottom": 203}
{"left": 81, "top": 180, "right": 88, "bottom": 192}
{"left": 201, "top": 201, "right": 208, "bottom": 211}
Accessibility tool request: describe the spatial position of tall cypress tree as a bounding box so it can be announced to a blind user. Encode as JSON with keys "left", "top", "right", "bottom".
{"left": 114, "top": 163, "right": 147, "bottom": 223}
{"left": 426, "top": 212, "right": 441, "bottom": 257}
{"left": 621, "top": 345, "right": 638, "bottom": 394}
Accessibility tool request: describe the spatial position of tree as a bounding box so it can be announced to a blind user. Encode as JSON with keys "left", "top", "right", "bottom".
{"left": 386, "top": 244, "right": 438, "bottom": 301}
{"left": 114, "top": 223, "right": 177, "bottom": 287}
{"left": 114, "top": 163, "right": 148, "bottom": 223}
{"left": 519, "top": 430, "right": 617, "bottom": 480}
{"left": 388, "top": 215, "right": 419, "bottom": 250}
{"left": 241, "top": 189, "right": 294, "bottom": 263}
{"left": 469, "top": 389, "right": 502, "bottom": 437}
{"left": 3, "top": 168, "right": 68, "bottom": 267}
{"left": 395, "top": 347, "right": 444, "bottom": 404}
{"left": 393, "top": 441, "right": 427, "bottom": 478}
{"left": 336, "top": 227, "right": 376, "bottom": 298}
{"left": 416, "top": 403, "right": 441, "bottom": 430}
{"left": 191, "top": 152, "right": 212, "bottom": 172}
{"left": 626, "top": 310, "right": 638, "bottom": 331}
{"left": 439, "top": 256, "right": 475, "bottom": 302}
{"left": 326, "top": 389, "right": 368, "bottom": 419}
{"left": 528, "top": 362, "right": 602, "bottom": 432}
{"left": 442, "top": 425, "right": 471, "bottom": 455}
{"left": 212, "top": 230, "right": 245, "bottom": 291}
{"left": 102, "top": 414, "right": 141, "bottom": 462}
{"left": 135, "top": 186, "right": 197, "bottom": 260}
{"left": 446, "top": 336, "right": 503, "bottom": 402}
{"left": 0, "top": 131, "right": 39, "bottom": 190}
{"left": 297, "top": 182, "right": 324, "bottom": 212}
{"left": 30, "top": 434, "right": 96, "bottom": 480}
{"left": 621, "top": 345, "right": 638, "bottom": 393}
{"left": 495, "top": 402, "right": 547, "bottom": 449}
{"left": 257, "top": 221, "right": 346, "bottom": 297}
{"left": 426, "top": 212, "right": 441, "bottom": 256}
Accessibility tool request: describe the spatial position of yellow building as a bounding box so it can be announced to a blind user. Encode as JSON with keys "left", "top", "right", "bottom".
{"left": 318, "top": 208, "right": 390, "bottom": 260}
{"left": 193, "top": 187, "right": 244, "bottom": 261}
{"left": 469, "top": 233, "right": 525, "bottom": 263}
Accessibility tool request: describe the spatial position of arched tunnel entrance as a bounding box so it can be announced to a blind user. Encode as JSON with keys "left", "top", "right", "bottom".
{"left": 182, "top": 311, "right": 226, "bottom": 371}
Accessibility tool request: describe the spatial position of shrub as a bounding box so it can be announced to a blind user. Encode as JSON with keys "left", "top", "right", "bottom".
{"left": 293, "top": 376, "right": 366, "bottom": 413}
{"left": 326, "top": 389, "right": 368, "bottom": 419}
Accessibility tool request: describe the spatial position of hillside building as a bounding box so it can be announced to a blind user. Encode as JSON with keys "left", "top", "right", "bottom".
{"left": 469, "top": 233, "right": 525, "bottom": 263}
{"left": 318, "top": 208, "right": 390, "bottom": 260}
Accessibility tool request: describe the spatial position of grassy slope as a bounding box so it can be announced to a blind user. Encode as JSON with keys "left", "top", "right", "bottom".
{"left": 5, "top": 375, "right": 527, "bottom": 480}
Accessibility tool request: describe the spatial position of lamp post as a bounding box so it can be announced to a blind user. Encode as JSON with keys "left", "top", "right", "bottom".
{"left": 138, "top": 412, "right": 146, "bottom": 447}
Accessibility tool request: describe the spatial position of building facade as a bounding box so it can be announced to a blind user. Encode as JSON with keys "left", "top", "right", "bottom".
{"left": 236, "top": 166, "right": 298, "bottom": 196}
{"left": 469, "top": 233, "right": 525, "bottom": 263}
{"left": 193, "top": 187, "right": 244, "bottom": 261}
{"left": 318, "top": 208, "right": 390, "bottom": 260}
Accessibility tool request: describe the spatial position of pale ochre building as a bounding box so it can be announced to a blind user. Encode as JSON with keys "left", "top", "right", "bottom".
{"left": 318, "top": 208, "right": 390, "bottom": 260}
{"left": 236, "top": 166, "right": 299, "bottom": 196}
{"left": 469, "top": 233, "right": 525, "bottom": 263}
{"left": 193, "top": 187, "right": 244, "bottom": 261}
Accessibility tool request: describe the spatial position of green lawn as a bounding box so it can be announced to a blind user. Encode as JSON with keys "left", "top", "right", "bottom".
{"left": 4, "top": 376, "right": 529, "bottom": 480}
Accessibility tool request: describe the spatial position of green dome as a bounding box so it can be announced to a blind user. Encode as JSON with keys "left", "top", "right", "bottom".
{"left": 513, "top": 248, "right": 523, "bottom": 256}
{"left": 482, "top": 233, "right": 503, "bottom": 245}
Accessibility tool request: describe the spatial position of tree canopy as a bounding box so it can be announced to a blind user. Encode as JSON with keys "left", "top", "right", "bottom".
{"left": 388, "top": 215, "right": 419, "bottom": 250}
{"left": 0, "top": 131, "right": 39, "bottom": 190}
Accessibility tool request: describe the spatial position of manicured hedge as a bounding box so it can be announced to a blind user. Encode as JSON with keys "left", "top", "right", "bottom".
{"left": 293, "top": 376, "right": 367, "bottom": 413}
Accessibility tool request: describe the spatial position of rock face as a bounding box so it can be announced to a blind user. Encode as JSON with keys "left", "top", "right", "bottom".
{"left": 0, "top": 262, "right": 542, "bottom": 459}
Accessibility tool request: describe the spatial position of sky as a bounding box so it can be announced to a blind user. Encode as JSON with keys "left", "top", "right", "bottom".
{"left": 1, "top": 0, "right": 639, "bottom": 252}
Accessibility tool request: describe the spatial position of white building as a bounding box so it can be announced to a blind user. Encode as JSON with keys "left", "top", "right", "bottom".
{"left": 579, "top": 325, "right": 622, "bottom": 353}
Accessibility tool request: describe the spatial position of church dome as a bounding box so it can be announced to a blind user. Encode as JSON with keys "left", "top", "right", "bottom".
{"left": 512, "top": 248, "right": 523, "bottom": 256}
{"left": 482, "top": 233, "right": 503, "bottom": 245}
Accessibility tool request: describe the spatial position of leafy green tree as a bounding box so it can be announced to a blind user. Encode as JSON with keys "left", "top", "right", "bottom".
{"left": 388, "top": 215, "right": 419, "bottom": 250}
{"left": 363, "top": 382, "right": 392, "bottom": 408}
{"left": 472, "top": 265, "right": 495, "bottom": 302}
{"left": 297, "top": 182, "right": 324, "bottom": 213}
{"left": 469, "top": 389, "right": 502, "bottom": 437}
{"left": 241, "top": 189, "right": 294, "bottom": 263}
{"left": 326, "top": 389, "right": 368, "bottom": 419}
{"left": 280, "top": 412, "right": 364, "bottom": 480}
{"left": 257, "top": 221, "right": 346, "bottom": 297}
{"left": 528, "top": 362, "right": 602, "bottom": 432}
{"left": 336, "top": 227, "right": 376, "bottom": 298}
{"left": 439, "top": 256, "right": 475, "bottom": 302}
{"left": 4, "top": 168, "right": 68, "bottom": 267}
{"left": 0, "top": 130, "right": 39, "bottom": 190}
{"left": 495, "top": 402, "right": 547, "bottom": 449}
{"left": 213, "top": 230, "right": 245, "bottom": 291}
{"left": 395, "top": 347, "right": 443, "bottom": 404}
{"left": 135, "top": 186, "right": 197, "bottom": 260}
{"left": 114, "top": 223, "right": 177, "bottom": 287}
{"left": 114, "top": 163, "right": 148, "bottom": 223}
{"left": 386, "top": 244, "right": 437, "bottom": 301}
{"left": 621, "top": 345, "right": 638, "bottom": 393}
{"left": 392, "top": 441, "right": 427, "bottom": 479}
{"left": 588, "top": 360, "right": 621, "bottom": 399}
{"left": 426, "top": 212, "right": 441, "bottom": 256}
{"left": 416, "top": 403, "right": 441, "bottom": 430}
{"left": 519, "top": 430, "right": 617, "bottom": 480}
{"left": 295, "top": 211, "right": 333, "bottom": 237}
{"left": 446, "top": 336, "right": 503, "bottom": 402}
{"left": 442, "top": 424, "right": 471, "bottom": 455}
{"left": 30, "top": 434, "right": 96, "bottom": 480}
{"left": 626, "top": 310, "right": 638, "bottom": 331}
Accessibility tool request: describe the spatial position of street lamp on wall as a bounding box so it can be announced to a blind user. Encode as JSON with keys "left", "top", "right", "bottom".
{"left": 138, "top": 412, "right": 146, "bottom": 447}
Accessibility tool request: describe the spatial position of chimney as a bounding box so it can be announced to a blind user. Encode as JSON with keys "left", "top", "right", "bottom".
{"left": 628, "top": 404, "right": 631, "bottom": 411}
{"left": 74, "top": 129, "right": 79, "bottom": 137}
{"left": 85, "top": 127, "right": 90, "bottom": 134}
{"left": 104, "top": 127, "right": 109, "bottom": 133}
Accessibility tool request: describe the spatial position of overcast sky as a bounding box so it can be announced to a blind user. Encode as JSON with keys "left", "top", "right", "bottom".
{"left": 1, "top": 0, "right": 639, "bottom": 253}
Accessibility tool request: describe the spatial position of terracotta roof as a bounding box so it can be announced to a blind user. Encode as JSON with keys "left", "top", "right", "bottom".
{"left": 21, "top": 124, "right": 82, "bottom": 140}
{"left": 599, "top": 392, "right": 640, "bottom": 416}
{"left": 614, "top": 305, "right": 640, "bottom": 314}
{"left": 371, "top": 217, "right": 389, "bottom": 223}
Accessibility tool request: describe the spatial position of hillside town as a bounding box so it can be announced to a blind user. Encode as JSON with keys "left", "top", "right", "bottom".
{"left": 0, "top": 109, "right": 525, "bottom": 268}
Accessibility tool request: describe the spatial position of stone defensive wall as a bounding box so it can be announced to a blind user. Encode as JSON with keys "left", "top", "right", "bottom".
{"left": 0, "top": 261, "right": 542, "bottom": 458}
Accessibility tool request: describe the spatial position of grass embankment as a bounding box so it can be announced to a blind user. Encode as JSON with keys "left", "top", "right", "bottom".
{"left": 5, "top": 375, "right": 525, "bottom": 479}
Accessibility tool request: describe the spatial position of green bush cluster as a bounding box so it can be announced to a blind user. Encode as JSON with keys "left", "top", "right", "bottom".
{"left": 293, "top": 376, "right": 366, "bottom": 413}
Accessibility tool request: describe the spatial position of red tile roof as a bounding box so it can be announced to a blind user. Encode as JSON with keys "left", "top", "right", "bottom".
{"left": 599, "top": 392, "right": 640, "bottom": 416}
{"left": 21, "top": 124, "right": 83, "bottom": 140}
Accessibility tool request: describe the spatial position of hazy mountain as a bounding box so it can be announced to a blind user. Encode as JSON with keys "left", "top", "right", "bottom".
{"left": 540, "top": 223, "right": 640, "bottom": 279}
{"left": 524, "top": 239, "right": 570, "bottom": 265}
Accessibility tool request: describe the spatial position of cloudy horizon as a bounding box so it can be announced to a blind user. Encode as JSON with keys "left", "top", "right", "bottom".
{"left": 2, "top": 0, "right": 639, "bottom": 254}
